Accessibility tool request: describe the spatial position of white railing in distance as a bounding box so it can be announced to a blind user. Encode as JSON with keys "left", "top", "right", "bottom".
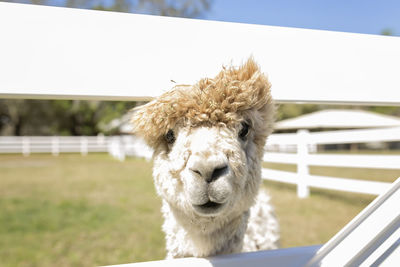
{"left": 266, "top": 126, "right": 400, "bottom": 146}
{"left": 263, "top": 128, "right": 400, "bottom": 198}
{"left": 0, "top": 136, "right": 153, "bottom": 160}
{"left": 264, "top": 152, "right": 400, "bottom": 169}
{"left": 262, "top": 169, "right": 391, "bottom": 195}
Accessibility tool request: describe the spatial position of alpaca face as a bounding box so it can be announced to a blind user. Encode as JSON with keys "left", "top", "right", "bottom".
{"left": 131, "top": 59, "right": 275, "bottom": 223}
{"left": 152, "top": 119, "right": 261, "bottom": 219}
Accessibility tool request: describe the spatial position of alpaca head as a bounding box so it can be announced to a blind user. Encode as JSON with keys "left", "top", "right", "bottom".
{"left": 131, "top": 59, "right": 275, "bottom": 221}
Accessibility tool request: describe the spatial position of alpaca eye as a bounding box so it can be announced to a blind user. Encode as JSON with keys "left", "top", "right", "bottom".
{"left": 165, "top": 129, "right": 175, "bottom": 144}
{"left": 239, "top": 122, "right": 250, "bottom": 140}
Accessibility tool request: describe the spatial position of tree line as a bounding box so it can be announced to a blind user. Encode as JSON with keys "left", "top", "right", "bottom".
{"left": 0, "top": 99, "right": 137, "bottom": 135}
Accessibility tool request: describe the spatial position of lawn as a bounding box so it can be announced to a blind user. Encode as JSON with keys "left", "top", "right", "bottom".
{"left": 0, "top": 153, "right": 399, "bottom": 266}
{"left": 0, "top": 154, "right": 163, "bottom": 267}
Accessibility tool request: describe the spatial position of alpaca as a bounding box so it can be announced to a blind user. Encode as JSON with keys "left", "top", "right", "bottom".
{"left": 131, "top": 58, "right": 279, "bottom": 258}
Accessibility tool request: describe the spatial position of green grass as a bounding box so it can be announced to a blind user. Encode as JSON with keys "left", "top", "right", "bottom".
{"left": 266, "top": 181, "right": 376, "bottom": 247}
{"left": 0, "top": 154, "right": 164, "bottom": 267}
{"left": 263, "top": 156, "right": 400, "bottom": 247}
{"left": 0, "top": 153, "right": 399, "bottom": 266}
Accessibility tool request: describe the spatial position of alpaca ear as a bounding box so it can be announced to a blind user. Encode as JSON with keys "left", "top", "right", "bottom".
{"left": 236, "top": 58, "right": 273, "bottom": 112}
{"left": 235, "top": 58, "right": 275, "bottom": 143}
{"left": 130, "top": 88, "right": 186, "bottom": 149}
{"left": 130, "top": 104, "right": 149, "bottom": 145}
{"left": 130, "top": 101, "right": 166, "bottom": 149}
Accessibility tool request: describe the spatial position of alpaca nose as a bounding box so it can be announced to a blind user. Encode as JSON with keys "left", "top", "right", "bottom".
{"left": 190, "top": 164, "right": 229, "bottom": 183}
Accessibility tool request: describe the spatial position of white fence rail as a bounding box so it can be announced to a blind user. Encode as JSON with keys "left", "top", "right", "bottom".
{"left": 263, "top": 127, "right": 400, "bottom": 198}
{"left": 2, "top": 3, "right": 400, "bottom": 106}
{"left": 267, "top": 126, "right": 400, "bottom": 145}
{"left": 0, "top": 136, "right": 106, "bottom": 155}
{"left": 0, "top": 135, "right": 153, "bottom": 161}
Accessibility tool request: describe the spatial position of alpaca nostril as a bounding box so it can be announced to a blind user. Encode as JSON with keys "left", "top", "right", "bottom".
{"left": 189, "top": 158, "right": 229, "bottom": 183}
{"left": 190, "top": 168, "right": 202, "bottom": 177}
{"left": 208, "top": 165, "right": 228, "bottom": 183}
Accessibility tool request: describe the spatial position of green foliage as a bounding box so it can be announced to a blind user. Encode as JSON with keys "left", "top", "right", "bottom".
{"left": 276, "top": 103, "right": 320, "bottom": 121}
{"left": 0, "top": 99, "right": 136, "bottom": 135}
{"left": 381, "top": 28, "right": 397, "bottom": 36}
{"left": 2, "top": 100, "right": 399, "bottom": 136}
{"left": 5, "top": 0, "right": 212, "bottom": 18}
{"left": 368, "top": 105, "right": 400, "bottom": 116}
{"left": 135, "top": 0, "right": 212, "bottom": 18}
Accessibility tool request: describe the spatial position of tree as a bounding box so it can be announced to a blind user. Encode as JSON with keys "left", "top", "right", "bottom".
{"left": 3, "top": 0, "right": 212, "bottom": 17}
{"left": 381, "top": 28, "right": 395, "bottom": 36}
{"left": 0, "top": 99, "right": 137, "bottom": 135}
{"left": 0, "top": 99, "right": 53, "bottom": 135}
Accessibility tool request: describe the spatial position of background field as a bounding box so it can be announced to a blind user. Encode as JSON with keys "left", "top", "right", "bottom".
{"left": 1, "top": 154, "right": 399, "bottom": 266}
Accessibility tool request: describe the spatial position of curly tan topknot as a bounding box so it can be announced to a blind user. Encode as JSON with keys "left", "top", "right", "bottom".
{"left": 131, "top": 58, "right": 274, "bottom": 150}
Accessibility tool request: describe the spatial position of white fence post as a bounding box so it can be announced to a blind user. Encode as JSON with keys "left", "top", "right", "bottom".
{"left": 22, "top": 136, "right": 30, "bottom": 156}
{"left": 80, "top": 136, "right": 88, "bottom": 156}
{"left": 97, "top": 133, "right": 105, "bottom": 145}
{"left": 52, "top": 136, "right": 59, "bottom": 156}
{"left": 118, "top": 136, "right": 126, "bottom": 161}
{"left": 108, "top": 136, "right": 125, "bottom": 161}
{"left": 297, "top": 130, "right": 310, "bottom": 198}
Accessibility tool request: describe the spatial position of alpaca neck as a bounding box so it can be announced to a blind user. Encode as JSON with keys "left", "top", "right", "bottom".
{"left": 162, "top": 201, "right": 250, "bottom": 258}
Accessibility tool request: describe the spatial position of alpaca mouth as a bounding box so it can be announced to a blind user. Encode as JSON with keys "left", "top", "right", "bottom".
{"left": 193, "top": 201, "right": 225, "bottom": 215}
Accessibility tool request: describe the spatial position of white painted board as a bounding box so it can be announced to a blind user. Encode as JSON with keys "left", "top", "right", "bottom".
{"left": 1, "top": 3, "right": 400, "bottom": 105}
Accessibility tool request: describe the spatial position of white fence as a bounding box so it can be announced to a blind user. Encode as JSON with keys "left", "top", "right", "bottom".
{"left": 3, "top": 126, "right": 399, "bottom": 199}
{"left": 263, "top": 127, "right": 400, "bottom": 198}
{"left": 2, "top": 126, "right": 400, "bottom": 198}
{"left": 0, "top": 135, "right": 153, "bottom": 161}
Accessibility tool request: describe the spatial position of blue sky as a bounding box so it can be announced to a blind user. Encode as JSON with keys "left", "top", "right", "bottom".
{"left": 205, "top": 0, "right": 400, "bottom": 36}
{"left": 10, "top": 0, "right": 400, "bottom": 35}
